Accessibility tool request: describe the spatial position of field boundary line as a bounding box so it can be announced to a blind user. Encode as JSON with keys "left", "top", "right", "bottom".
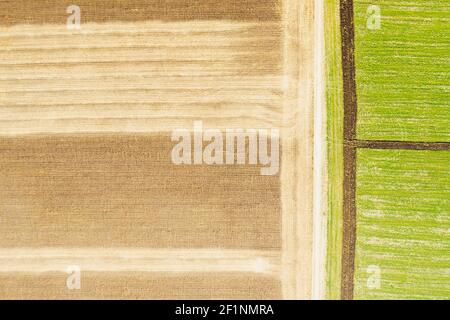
{"left": 339, "top": 0, "right": 357, "bottom": 300}
{"left": 352, "top": 140, "right": 450, "bottom": 151}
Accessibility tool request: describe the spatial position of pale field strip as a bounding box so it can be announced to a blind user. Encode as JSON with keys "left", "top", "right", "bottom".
{"left": 280, "top": 0, "right": 315, "bottom": 299}
{"left": 0, "top": 248, "right": 280, "bottom": 276}
{"left": 0, "top": 21, "right": 283, "bottom": 135}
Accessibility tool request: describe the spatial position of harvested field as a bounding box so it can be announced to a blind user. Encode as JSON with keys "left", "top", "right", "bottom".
{"left": 0, "top": 0, "right": 318, "bottom": 299}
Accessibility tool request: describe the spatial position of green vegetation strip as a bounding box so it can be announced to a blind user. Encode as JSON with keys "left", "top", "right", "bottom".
{"left": 325, "top": 0, "right": 344, "bottom": 299}
{"left": 354, "top": 0, "right": 450, "bottom": 142}
{"left": 354, "top": 149, "right": 450, "bottom": 299}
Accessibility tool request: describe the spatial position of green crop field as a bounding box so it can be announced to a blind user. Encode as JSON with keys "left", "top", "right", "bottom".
{"left": 354, "top": 0, "right": 450, "bottom": 142}
{"left": 326, "top": 0, "right": 450, "bottom": 299}
{"left": 354, "top": 149, "right": 450, "bottom": 299}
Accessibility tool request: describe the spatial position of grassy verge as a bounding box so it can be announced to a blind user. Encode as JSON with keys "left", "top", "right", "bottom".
{"left": 325, "top": 0, "right": 344, "bottom": 299}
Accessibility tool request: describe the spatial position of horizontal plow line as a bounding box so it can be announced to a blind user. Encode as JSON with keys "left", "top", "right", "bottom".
{"left": 0, "top": 59, "right": 262, "bottom": 67}
{"left": 0, "top": 43, "right": 279, "bottom": 51}
{"left": 0, "top": 22, "right": 280, "bottom": 37}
